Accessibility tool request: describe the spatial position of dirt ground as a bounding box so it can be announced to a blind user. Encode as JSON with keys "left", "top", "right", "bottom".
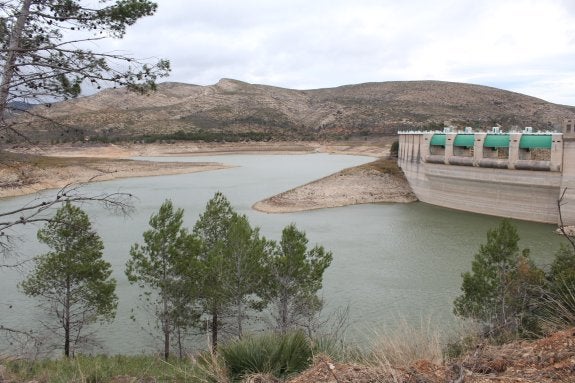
{"left": 0, "top": 154, "right": 231, "bottom": 199}
{"left": 287, "top": 328, "right": 575, "bottom": 383}
{"left": 253, "top": 160, "right": 416, "bottom": 213}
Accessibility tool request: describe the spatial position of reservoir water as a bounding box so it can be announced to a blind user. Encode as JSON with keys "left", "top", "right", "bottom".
{"left": 0, "top": 153, "right": 566, "bottom": 355}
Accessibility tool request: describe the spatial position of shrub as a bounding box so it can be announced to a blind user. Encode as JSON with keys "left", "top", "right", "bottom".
{"left": 219, "top": 331, "right": 312, "bottom": 381}
{"left": 453, "top": 220, "right": 546, "bottom": 341}
{"left": 390, "top": 140, "right": 399, "bottom": 157}
{"left": 545, "top": 244, "right": 575, "bottom": 326}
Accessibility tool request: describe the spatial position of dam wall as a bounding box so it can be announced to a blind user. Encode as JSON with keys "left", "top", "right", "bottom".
{"left": 558, "top": 139, "right": 575, "bottom": 225}
{"left": 398, "top": 130, "right": 573, "bottom": 224}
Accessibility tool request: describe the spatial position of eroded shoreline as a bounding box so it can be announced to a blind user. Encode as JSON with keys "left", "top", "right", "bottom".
{"left": 253, "top": 158, "right": 417, "bottom": 213}
{"left": 1, "top": 141, "right": 416, "bottom": 211}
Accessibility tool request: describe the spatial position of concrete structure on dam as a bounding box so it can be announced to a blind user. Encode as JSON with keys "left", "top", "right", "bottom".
{"left": 398, "top": 127, "right": 575, "bottom": 225}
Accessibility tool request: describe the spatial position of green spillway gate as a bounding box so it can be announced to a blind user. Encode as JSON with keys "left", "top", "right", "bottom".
{"left": 519, "top": 135, "right": 552, "bottom": 149}
{"left": 453, "top": 134, "right": 475, "bottom": 147}
{"left": 484, "top": 134, "right": 510, "bottom": 148}
{"left": 430, "top": 134, "right": 446, "bottom": 146}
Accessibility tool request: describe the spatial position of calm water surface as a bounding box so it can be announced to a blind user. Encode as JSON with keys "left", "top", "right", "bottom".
{"left": 0, "top": 153, "right": 566, "bottom": 354}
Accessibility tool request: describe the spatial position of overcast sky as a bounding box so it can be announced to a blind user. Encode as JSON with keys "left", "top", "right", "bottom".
{"left": 101, "top": 0, "right": 575, "bottom": 106}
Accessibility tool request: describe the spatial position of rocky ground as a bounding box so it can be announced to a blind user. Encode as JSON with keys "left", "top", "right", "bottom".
{"left": 253, "top": 158, "right": 416, "bottom": 213}
{"left": 286, "top": 328, "right": 575, "bottom": 383}
{"left": 0, "top": 152, "right": 230, "bottom": 198}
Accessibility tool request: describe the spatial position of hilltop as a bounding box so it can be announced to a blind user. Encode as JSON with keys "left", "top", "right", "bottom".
{"left": 5, "top": 79, "right": 575, "bottom": 143}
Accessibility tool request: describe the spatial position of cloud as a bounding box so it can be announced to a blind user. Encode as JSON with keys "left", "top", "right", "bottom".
{"left": 94, "top": 0, "right": 575, "bottom": 105}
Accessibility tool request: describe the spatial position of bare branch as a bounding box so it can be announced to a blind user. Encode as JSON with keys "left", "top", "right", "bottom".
{"left": 0, "top": 181, "right": 135, "bottom": 255}
{"left": 0, "top": 257, "right": 31, "bottom": 269}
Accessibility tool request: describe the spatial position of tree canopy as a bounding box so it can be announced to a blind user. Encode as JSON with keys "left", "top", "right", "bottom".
{"left": 1, "top": 0, "right": 166, "bottom": 262}
{"left": 125, "top": 199, "right": 198, "bottom": 360}
{"left": 266, "top": 223, "right": 333, "bottom": 335}
{"left": 19, "top": 202, "right": 117, "bottom": 357}
{"left": 453, "top": 219, "right": 545, "bottom": 339}
{"left": 0, "top": 0, "right": 170, "bottom": 137}
{"left": 125, "top": 193, "right": 335, "bottom": 354}
{"left": 191, "top": 192, "right": 271, "bottom": 351}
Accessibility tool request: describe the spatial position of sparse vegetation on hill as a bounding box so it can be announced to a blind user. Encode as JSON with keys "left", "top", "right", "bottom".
{"left": 6, "top": 79, "right": 575, "bottom": 144}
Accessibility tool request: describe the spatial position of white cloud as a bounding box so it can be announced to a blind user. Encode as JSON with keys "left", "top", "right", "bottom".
{"left": 92, "top": 0, "right": 575, "bottom": 105}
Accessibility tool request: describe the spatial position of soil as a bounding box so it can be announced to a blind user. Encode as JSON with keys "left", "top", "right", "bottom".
{"left": 286, "top": 328, "right": 575, "bottom": 383}
{"left": 253, "top": 159, "right": 417, "bottom": 213}
{"left": 0, "top": 155, "right": 230, "bottom": 199}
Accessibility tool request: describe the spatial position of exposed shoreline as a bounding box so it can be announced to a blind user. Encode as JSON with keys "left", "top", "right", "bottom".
{"left": 253, "top": 158, "right": 417, "bottom": 213}
{"left": 1, "top": 141, "right": 416, "bottom": 211}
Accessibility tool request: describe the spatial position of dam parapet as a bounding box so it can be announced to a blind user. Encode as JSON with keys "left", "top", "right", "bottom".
{"left": 398, "top": 127, "right": 575, "bottom": 224}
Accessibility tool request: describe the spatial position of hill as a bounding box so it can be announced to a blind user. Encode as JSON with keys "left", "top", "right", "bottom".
{"left": 6, "top": 79, "right": 575, "bottom": 143}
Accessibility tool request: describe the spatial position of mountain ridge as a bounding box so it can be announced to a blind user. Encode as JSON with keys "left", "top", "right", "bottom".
{"left": 8, "top": 79, "right": 575, "bottom": 143}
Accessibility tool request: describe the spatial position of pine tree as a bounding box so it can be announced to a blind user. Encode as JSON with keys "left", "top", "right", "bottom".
{"left": 454, "top": 219, "right": 545, "bottom": 339}
{"left": 192, "top": 192, "right": 272, "bottom": 350}
{"left": 1, "top": 0, "right": 170, "bottom": 128}
{"left": 192, "top": 192, "right": 235, "bottom": 352}
{"left": 224, "top": 213, "right": 270, "bottom": 338}
{"left": 20, "top": 202, "right": 117, "bottom": 357}
{"left": 545, "top": 244, "right": 575, "bottom": 325}
{"left": 266, "top": 223, "right": 333, "bottom": 335}
{"left": 125, "top": 199, "right": 199, "bottom": 360}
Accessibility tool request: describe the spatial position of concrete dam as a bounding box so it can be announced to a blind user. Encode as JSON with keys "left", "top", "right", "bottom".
{"left": 397, "top": 128, "right": 575, "bottom": 225}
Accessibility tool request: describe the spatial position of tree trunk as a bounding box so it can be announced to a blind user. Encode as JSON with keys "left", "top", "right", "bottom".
{"left": 236, "top": 255, "right": 243, "bottom": 339}
{"left": 177, "top": 326, "right": 183, "bottom": 359}
{"left": 237, "top": 297, "right": 243, "bottom": 339}
{"left": 163, "top": 294, "right": 170, "bottom": 360}
{"left": 279, "top": 292, "right": 289, "bottom": 334}
{"left": 65, "top": 276, "right": 71, "bottom": 357}
{"left": 0, "top": 0, "right": 33, "bottom": 118}
{"left": 211, "top": 310, "right": 218, "bottom": 353}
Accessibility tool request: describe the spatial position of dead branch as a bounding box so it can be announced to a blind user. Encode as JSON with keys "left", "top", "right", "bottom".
{"left": 0, "top": 181, "right": 135, "bottom": 256}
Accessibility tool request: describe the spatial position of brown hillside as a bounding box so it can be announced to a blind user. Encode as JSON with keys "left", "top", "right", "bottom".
{"left": 7, "top": 79, "right": 575, "bottom": 143}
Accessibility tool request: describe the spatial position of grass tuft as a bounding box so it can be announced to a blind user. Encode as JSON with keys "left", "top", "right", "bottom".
{"left": 219, "top": 331, "right": 312, "bottom": 381}
{"left": 365, "top": 317, "right": 445, "bottom": 368}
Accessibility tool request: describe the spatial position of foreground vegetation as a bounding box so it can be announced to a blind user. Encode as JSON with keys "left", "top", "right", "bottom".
{"left": 2, "top": 320, "right": 574, "bottom": 382}
{"left": 0, "top": 331, "right": 322, "bottom": 382}
{"left": 0, "top": 326, "right": 461, "bottom": 382}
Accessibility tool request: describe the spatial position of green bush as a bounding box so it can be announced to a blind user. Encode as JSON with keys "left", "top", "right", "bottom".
{"left": 220, "top": 331, "right": 312, "bottom": 381}
{"left": 390, "top": 140, "right": 399, "bottom": 157}
{"left": 453, "top": 220, "right": 546, "bottom": 341}
{"left": 537, "top": 245, "right": 575, "bottom": 331}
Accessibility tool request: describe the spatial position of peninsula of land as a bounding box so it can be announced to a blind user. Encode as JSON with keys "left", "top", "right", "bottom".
{"left": 1, "top": 141, "right": 416, "bottom": 211}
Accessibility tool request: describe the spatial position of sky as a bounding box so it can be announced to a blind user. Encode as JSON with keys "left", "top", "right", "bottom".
{"left": 99, "top": 0, "right": 575, "bottom": 106}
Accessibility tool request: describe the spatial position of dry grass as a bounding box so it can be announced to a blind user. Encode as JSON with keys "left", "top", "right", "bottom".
{"left": 358, "top": 157, "right": 404, "bottom": 176}
{"left": 365, "top": 317, "right": 447, "bottom": 368}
